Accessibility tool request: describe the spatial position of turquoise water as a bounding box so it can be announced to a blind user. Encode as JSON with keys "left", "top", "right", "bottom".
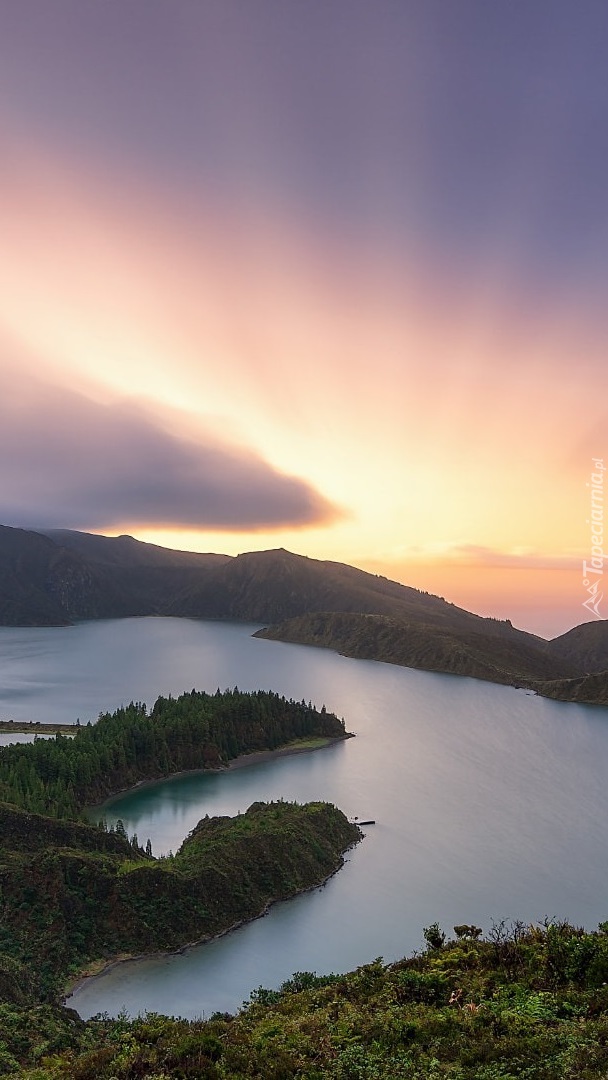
{"left": 1, "top": 618, "right": 606, "bottom": 1019}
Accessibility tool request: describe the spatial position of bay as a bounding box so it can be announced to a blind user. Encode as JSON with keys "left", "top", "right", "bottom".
{"left": 0, "top": 732, "right": 64, "bottom": 746}
{"left": 1, "top": 617, "right": 606, "bottom": 1019}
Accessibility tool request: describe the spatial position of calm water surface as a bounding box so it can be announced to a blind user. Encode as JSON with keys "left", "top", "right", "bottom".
{"left": 0, "top": 732, "right": 64, "bottom": 746}
{"left": 1, "top": 618, "right": 606, "bottom": 1019}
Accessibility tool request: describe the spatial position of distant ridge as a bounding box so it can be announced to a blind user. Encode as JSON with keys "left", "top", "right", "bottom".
{"left": 42, "top": 529, "right": 230, "bottom": 569}
{"left": 255, "top": 610, "right": 573, "bottom": 686}
{"left": 0, "top": 524, "right": 606, "bottom": 703}
{"left": 547, "top": 620, "right": 608, "bottom": 674}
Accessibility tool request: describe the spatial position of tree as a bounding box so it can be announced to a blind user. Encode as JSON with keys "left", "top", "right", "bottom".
{"left": 423, "top": 923, "right": 446, "bottom": 950}
{"left": 454, "top": 924, "right": 482, "bottom": 940}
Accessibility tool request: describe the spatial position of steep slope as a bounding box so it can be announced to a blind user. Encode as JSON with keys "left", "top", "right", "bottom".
{"left": 168, "top": 546, "right": 522, "bottom": 631}
{"left": 0, "top": 525, "right": 227, "bottom": 623}
{"left": 41, "top": 528, "right": 232, "bottom": 620}
{"left": 548, "top": 620, "right": 608, "bottom": 673}
{"left": 0, "top": 525, "right": 144, "bottom": 624}
{"left": 0, "top": 525, "right": 69, "bottom": 624}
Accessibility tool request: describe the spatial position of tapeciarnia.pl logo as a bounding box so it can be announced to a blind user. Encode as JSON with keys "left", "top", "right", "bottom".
{"left": 582, "top": 457, "right": 605, "bottom": 618}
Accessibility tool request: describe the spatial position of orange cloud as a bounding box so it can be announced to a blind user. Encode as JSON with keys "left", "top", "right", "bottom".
{"left": 0, "top": 137, "right": 605, "bottom": 628}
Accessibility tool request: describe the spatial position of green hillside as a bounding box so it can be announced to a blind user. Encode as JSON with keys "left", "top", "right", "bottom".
{"left": 5, "top": 919, "right": 608, "bottom": 1077}
{"left": 0, "top": 799, "right": 359, "bottom": 999}
{"left": 255, "top": 611, "right": 575, "bottom": 687}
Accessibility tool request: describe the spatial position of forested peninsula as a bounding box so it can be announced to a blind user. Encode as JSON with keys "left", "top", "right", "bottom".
{"left": 256, "top": 612, "right": 608, "bottom": 706}
{"left": 0, "top": 690, "right": 358, "bottom": 1008}
{"left": 0, "top": 798, "right": 360, "bottom": 999}
{"left": 0, "top": 688, "right": 349, "bottom": 818}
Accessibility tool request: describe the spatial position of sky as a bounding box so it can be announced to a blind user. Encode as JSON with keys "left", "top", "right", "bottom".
{"left": 1, "top": 1, "right": 607, "bottom": 638}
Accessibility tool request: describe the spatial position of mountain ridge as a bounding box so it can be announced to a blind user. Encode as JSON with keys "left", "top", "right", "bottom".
{"left": 1, "top": 524, "right": 606, "bottom": 701}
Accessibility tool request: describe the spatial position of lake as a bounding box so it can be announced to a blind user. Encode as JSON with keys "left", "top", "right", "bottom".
{"left": 1, "top": 617, "right": 607, "bottom": 1019}
{"left": 0, "top": 732, "right": 67, "bottom": 746}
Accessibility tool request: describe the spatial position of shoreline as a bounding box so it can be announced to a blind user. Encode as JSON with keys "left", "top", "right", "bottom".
{"left": 91, "top": 734, "right": 354, "bottom": 811}
{"left": 0, "top": 720, "right": 77, "bottom": 734}
{"left": 63, "top": 834, "right": 361, "bottom": 1006}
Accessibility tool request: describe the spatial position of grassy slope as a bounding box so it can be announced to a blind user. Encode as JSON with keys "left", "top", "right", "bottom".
{"left": 256, "top": 611, "right": 574, "bottom": 686}
{"left": 7, "top": 921, "right": 608, "bottom": 1077}
{"left": 532, "top": 670, "right": 608, "bottom": 707}
{"left": 0, "top": 526, "right": 74, "bottom": 625}
{"left": 0, "top": 525, "right": 158, "bottom": 624}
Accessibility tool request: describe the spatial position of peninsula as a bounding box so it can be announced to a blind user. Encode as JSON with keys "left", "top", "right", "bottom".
{"left": 0, "top": 689, "right": 358, "bottom": 1000}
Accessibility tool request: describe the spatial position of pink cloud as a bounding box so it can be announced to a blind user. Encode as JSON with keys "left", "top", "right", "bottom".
{"left": 0, "top": 371, "right": 341, "bottom": 531}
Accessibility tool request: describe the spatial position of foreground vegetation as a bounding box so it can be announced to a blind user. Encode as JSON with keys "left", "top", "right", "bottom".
{"left": 4, "top": 920, "right": 608, "bottom": 1077}
{"left": 0, "top": 689, "right": 348, "bottom": 818}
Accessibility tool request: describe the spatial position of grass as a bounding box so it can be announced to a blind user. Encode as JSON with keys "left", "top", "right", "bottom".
{"left": 0, "top": 720, "right": 77, "bottom": 734}
{"left": 280, "top": 736, "right": 336, "bottom": 750}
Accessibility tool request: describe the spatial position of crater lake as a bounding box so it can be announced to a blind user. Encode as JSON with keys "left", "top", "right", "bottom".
{"left": 1, "top": 617, "right": 606, "bottom": 1019}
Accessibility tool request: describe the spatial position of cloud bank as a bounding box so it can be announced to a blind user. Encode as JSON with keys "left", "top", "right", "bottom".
{"left": 0, "top": 375, "right": 340, "bottom": 532}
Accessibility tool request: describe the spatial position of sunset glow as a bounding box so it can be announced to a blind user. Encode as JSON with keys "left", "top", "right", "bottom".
{"left": 1, "top": 1, "right": 607, "bottom": 636}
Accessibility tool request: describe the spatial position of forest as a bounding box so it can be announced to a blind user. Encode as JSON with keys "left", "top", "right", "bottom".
{"left": 0, "top": 689, "right": 357, "bottom": 1003}
{"left": 0, "top": 688, "right": 348, "bottom": 818}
